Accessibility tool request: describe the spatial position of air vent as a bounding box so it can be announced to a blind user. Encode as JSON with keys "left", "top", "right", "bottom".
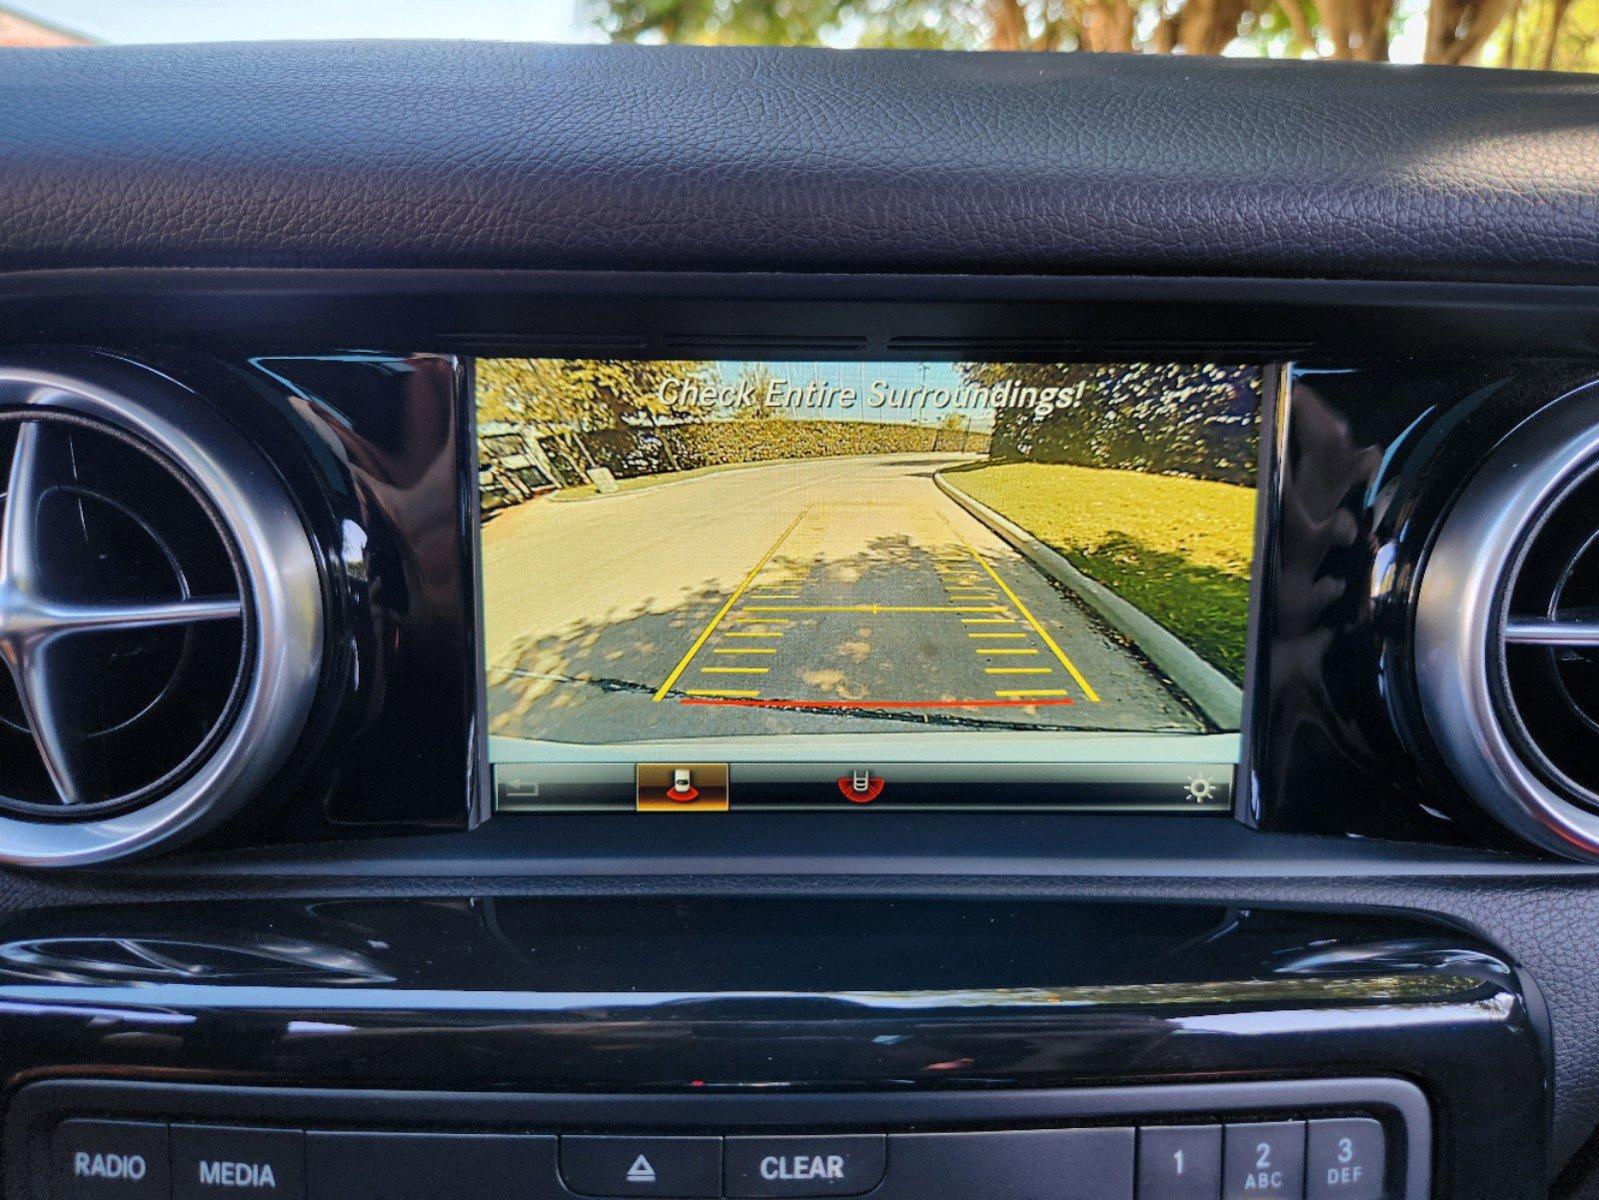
{"left": 0, "top": 358, "right": 323, "bottom": 866}
{"left": 1415, "top": 383, "right": 1599, "bottom": 860}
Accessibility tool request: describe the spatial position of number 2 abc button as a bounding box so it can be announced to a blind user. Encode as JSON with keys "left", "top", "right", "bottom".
{"left": 1223, "top": 1122, "right": 1305, "bottom": 1200}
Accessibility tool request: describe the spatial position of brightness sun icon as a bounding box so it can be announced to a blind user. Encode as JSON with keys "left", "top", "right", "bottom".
{"left": 1185, "top": 774, "right": 1219, "bottom": 804}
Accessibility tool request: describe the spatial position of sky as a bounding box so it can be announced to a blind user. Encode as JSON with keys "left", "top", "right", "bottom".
{"left": 5, "top": 0, "right": 594, "bottom": 44}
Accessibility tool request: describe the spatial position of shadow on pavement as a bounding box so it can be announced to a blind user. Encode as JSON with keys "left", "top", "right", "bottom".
{"left": 487, "top": 535, "right": 1201, "bottom": 744}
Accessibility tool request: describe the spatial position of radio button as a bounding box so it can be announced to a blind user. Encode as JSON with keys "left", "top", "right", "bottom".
{"left": 54, "top": 1119, "right": 169, "bottom": 1200}
{"left": 724, "top": 1135, "right": 886, "bottom": 1197}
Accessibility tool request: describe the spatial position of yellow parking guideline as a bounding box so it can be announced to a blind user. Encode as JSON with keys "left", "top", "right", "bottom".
{"left": 702, "top": 666, "right": 770, "bottom": 674}
{"left": 653, "top": 509, "right": 808, "bottom": 701}
{"left": 997, "top": 689, "right": 1072, "bottom": 698}
{"left": 969, "top": 632, "right": 1027, "bottom": 639}
{"left": 945, "top": 521, "right": 1101, "bottom": 703}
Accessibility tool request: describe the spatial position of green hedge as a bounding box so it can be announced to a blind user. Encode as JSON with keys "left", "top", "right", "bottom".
{"left": 662, "top": 420, "right": 988, "bottom": 468}
{"left": 536, "top": 420, "right": 991, "bottom": 481}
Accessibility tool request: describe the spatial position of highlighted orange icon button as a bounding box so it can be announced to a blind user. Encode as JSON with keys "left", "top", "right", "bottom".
{"left": 636, "top": 764, "right": 729, "bottom": 811}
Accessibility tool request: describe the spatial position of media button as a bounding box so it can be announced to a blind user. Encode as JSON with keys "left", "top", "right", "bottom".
{"left": 559, "top": 1135, "right": 721, "bottom": 1198}
{"left": 172, "top": 1125, "right": 304, "bottom": 1200}
{"left": 54, "top": 1119, "right": 169, "bottom": 1200}
{"left": 725, "top": 1135, "right": 886, "bottom": 1197}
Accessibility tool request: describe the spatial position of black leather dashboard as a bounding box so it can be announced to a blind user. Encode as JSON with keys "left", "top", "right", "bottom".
{"left": 3, "top": 41, "right": 1599, "bottom": 283}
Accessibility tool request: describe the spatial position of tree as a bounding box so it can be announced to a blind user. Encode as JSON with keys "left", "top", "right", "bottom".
{"left": 583, "top": 0, "right": 1599, "bottom": 68}
{"left": 477, "top": 358, "right": 714, "bottom": 475}
{"left": 1425, "top": 0, "right": 1516, "bottom": 60}
{"left": 1494, "top": 0, "right": 1599, "bottom": 67}
{"left": 1316, "top": 0, "right": 1396, "bottom": 59}
{"left": 583, "top": 0, "right": 1273, "bottom": 58}
{"left": 964, "top": 361, "right": 1260, "bottom": 485}
{"left": 733, "top": 362, "right": 788, "bottom": 419}
{"left": 476, "top": 358, "right": 711, "bottom": 429}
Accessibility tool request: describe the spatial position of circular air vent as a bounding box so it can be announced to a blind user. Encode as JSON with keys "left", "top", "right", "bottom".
{"left": 0, "top": 357, "right": 323, "bottom": 866}
{"left": 1415, "top": 383, "right": 1599, "bottom": 860}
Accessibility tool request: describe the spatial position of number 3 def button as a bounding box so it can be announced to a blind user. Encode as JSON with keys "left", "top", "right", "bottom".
{"left": 1223, "top": 1121, "right": 1305, "bottom": 1200}
{"left": 1306, "top": 1119, "right": 1386, "bottom": 1200}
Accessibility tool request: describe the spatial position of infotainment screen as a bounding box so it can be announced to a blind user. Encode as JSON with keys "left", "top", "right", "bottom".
{"left": 477, "top": 359, "right": 1265, "bottom": 813}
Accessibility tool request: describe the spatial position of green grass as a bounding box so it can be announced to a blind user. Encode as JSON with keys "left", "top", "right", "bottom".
{"left": 945, "top": 462, "right": 1256, "bottom": 682}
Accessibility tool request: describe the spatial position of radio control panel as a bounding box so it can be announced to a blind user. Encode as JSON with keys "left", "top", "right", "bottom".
{"left": 15, "top": 1080, "right": 1426, "bottom": 1200}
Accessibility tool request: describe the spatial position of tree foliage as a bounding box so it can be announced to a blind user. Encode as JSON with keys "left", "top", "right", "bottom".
{"left": 476, "top": 357, "right": 711, "bottom": 428}
{"left": 583, "top": 0, "right": 1597, "bottom": 67}
{"left": 967, "top": 362, "right": 1260, "bottom": 485}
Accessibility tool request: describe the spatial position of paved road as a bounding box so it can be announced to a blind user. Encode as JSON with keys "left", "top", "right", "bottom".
{"left": 482, "top": 454, "right": 1203, "bottom": 743}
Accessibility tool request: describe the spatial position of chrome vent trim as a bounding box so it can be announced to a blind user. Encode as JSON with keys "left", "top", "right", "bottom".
{"left": 0, "top": 358, "right": 323, "bottom": 866}
{"left": 1415, "top": 383, "right": 1599, "bottom": 860}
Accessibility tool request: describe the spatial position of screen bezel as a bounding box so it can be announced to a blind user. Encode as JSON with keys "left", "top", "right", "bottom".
{"left": 464, "top": 354, "right": 1287, "bottom": 824}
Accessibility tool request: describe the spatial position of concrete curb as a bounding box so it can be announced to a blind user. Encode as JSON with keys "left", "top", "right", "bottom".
{"left": 935, "top": 471, "right": 1243, "bottom": 730}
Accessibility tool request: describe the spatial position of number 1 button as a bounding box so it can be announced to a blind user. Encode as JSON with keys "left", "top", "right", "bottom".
{"left": 1139, "top": 1127, "right": 1222, "bottom": 1200}
{"left": 1223, "top": 1122, "right": 1306, "bottom": 1200}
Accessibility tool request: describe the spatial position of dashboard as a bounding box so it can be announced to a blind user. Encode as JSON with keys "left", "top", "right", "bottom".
{"left": 1, "top": 35, "right": 1598, "bottom": 1200}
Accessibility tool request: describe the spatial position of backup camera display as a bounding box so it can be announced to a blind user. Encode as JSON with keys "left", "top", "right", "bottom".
{"left": 478, "top": 359, "right": 1262, "bottom": 813}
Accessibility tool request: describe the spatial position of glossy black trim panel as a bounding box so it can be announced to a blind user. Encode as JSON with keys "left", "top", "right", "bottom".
{"left": 0, "top": 897, "right": 1546, "bottom": 1200}
{"left": 3, "top": 270, "right": 1599, "bottom": 360}
{"left": 130, "top": 351, "right": 478, "bottom": 838}
{"left": 239, "top": 354, "right": 477, "bottom": 830}
{"left": 1256, "top": 361, "right": 1599, "bottom": 844}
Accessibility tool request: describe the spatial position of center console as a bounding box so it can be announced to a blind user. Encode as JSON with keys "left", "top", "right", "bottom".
{"left": 0, "top": 897, "right": 1538, "bottom": 1200}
